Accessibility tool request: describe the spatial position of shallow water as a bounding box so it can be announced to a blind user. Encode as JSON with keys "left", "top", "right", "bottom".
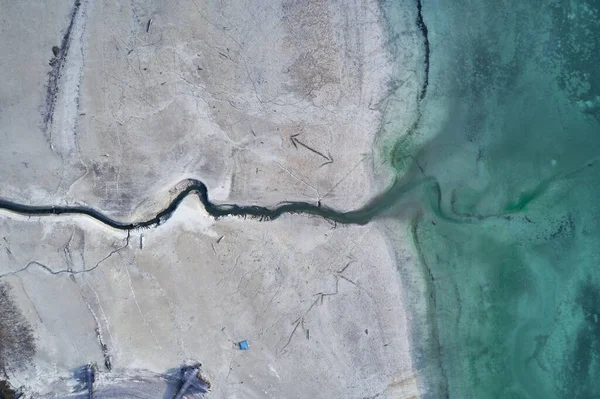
{"left": 384, "top": 0, "right": 600, "bottom": 397}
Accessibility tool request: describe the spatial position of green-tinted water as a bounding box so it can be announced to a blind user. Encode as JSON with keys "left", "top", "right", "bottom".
{"left": 383, "top": 0, "right": 600, "bottom": 397}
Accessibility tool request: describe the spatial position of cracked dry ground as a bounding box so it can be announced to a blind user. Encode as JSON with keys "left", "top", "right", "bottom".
{"left": 0, "top": 0, "right": 425, "bottom": 397}
{"left": 0, "top": 198, "right": 419, "bottom": 398}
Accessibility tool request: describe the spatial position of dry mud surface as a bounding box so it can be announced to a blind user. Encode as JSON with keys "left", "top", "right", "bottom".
{"left": 0, "top": 0, "right": 424, "bottom": 398}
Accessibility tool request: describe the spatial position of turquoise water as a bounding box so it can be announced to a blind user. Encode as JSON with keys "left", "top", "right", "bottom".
{"left": 382, "top": 0, "right": 600, "bottom": 397}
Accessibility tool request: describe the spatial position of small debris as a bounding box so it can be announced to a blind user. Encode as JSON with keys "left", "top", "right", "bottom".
{"left": 306, "top": 329, "right": 310, "bottom": 340}
{"left": 365, "top": 329, "right": 368, "bottom": 335}
{"left": 146, "top": 18, "right": 152, "bottom": 33}
{"left": 86, "top": 363, "right": 96, "bottom": 398}
{"left": 139, "top": 234, "right": 143, "bottom": 250}
{"left": 238, "top": 340, "right": 249, "bottom": 350}
{"left": 95, "top": 328, "right": 112, "bottom": 371}
{"left": 174, "top": 365, "right": 211, "bottom": 399}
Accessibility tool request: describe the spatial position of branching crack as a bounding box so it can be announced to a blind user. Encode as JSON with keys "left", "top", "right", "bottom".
{"left": 0, "top": 231, "right": 130, "bottom": 279}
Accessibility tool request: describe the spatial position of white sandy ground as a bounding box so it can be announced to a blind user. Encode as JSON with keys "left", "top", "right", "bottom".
{"left": 0, "top": 0, "right": 425, "bottom": 397}
{"left": 1, "top": 0, "right": 399, "bottom": 218}
{"left": 0, "top": 201, "right": 421, "bottom": 398}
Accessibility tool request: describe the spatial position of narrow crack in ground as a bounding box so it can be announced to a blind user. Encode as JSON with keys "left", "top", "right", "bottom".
{"left": 0, "top": 179, "right": 374, "bottom": 231}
